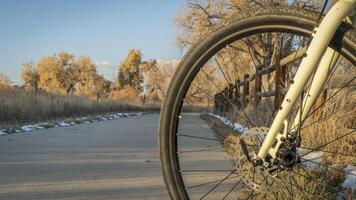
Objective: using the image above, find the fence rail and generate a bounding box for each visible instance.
[212,47,354,116]
[213,64,285,115]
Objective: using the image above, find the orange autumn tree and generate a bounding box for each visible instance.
[21,51,112,99]
[116,49,144,102]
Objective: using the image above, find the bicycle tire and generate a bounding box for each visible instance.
[159,6,355,200]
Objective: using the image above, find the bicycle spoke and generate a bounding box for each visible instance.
[288,54,343,133]
[167,10,355,198]
[241,190,255,200]
[289,76,355,132]
[178,147,223,154]
[226,45,240,80]
[245,39,263,65]
[271,192,279,200]
[267,35,306,127]
[177,133,220,142]
[280,177,293,197]
[300,129,355,158]
[181,169,236,173]
[300,158,356,177]
[291,169,344,194]
[190,83,245,120]
[222,179,242,200]
[246,42,274,115]
[178,132,236,146]
[215,57,231,85]
[290,175,309,200]
[299,146,356,158]
[197,70,255,127]
[200,170,236,199]
[288,171,294,198]
[180,93,248,138]
[179,113,221,134]
[300,109,349,130]
[261,78,274,114]
[186,175,240,190]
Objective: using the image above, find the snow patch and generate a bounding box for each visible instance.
[21,125,39,132]
[342,165,356,190]
[336,192,344,200]
[297,148,323,169]
[297,150,356,191]
[302,152,323,169]
[208,114,356,193]
[208,113,248,133]
[58,122,71,127]
[0,112,146,135]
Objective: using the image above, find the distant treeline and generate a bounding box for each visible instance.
[0,49,177,127]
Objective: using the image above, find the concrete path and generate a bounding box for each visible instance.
[0,113,236,200]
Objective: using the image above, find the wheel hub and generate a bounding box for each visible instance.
[234,127,298,193]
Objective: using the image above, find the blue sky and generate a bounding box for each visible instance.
[0,0,186,83]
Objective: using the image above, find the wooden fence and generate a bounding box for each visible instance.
[212,46,353,116]
[213,62,287,116]
[213,50,354,117]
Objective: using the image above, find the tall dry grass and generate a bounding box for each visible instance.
[201,113,349,200]
[201,85,355,199]
[301,88,356,165]
[230,87,355,165]
[0,89,159,127]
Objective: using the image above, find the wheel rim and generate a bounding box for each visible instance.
[160,14,355,200]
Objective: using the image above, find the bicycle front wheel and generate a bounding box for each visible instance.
[159,6,355,200]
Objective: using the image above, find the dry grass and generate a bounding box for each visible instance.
[267,167,345,200]
[301,88,356,165]
[201,103,355,199]
[0,89,160,128]
[231,87,356,165]
[182,101,213,113]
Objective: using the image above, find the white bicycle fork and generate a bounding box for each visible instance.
[257,0,356,163]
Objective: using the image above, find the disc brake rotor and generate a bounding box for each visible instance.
[234,127,286,193]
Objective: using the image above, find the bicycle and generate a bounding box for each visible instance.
[159,0,355,199]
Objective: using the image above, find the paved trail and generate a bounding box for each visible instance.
[0,113,235,200]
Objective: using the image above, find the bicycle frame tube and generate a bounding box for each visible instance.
[257,0,356,161]
[290,48,339,133]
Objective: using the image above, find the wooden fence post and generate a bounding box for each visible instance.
[228,84,234,110]
[220,92,224,115]
[235,79,241,108]
[225,87,230,115]
[243,74,250,107]
[214,94,218,114]
[220,93,223,114]
[217,93,222,115]
[255,66,262,106]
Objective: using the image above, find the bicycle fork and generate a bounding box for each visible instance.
[255,0,356,165]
